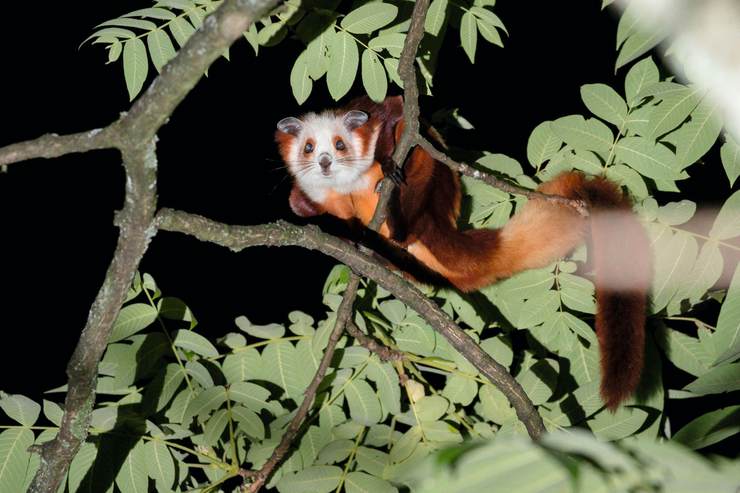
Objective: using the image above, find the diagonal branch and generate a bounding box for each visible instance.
[243,274,361,492]
[0,128,115,167]
[155,209,547,440]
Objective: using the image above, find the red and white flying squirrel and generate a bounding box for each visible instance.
[276,95,651,410]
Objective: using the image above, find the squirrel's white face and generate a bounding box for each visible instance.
[276,110,379,203]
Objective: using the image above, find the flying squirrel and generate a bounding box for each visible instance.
[275,95,651,410]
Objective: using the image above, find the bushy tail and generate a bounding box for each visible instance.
[416,171,650,410]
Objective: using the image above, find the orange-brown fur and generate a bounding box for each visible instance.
[276,96,651,410]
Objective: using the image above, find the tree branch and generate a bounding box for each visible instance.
[368,0,430,231]
[346,321,405,362]
[155,209,546,440]
[244,274,361,492]
[0,128,115,167]
[22,1,282,491]
[417,137,590,215]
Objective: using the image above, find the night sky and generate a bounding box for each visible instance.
[1,0,730,436]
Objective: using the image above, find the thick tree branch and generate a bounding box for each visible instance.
[155,209,546,440]
[22,1,282,491]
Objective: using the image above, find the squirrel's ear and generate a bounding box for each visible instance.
[277,117,303,136]
[342,110,369,131]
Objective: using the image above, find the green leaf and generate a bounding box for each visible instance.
[614,136,683,181]
[173,329,219,357]
[346,471,398,493]
[299,426,331,466]
[615,29,664,71]
[517,291,559,328]
[68,441,98,493]
[658,327,713,377]
[203,408,229,445]
[657,200,696,225]
[650,230,698,313]
[590,407,649,441]
[721,134,740,187]
[527,121,563,168]
[223,347,262,383]
[366,360,401,415]
[182,386,226,425]
[316,439,354,465]
[605,163,648,199]
[258,21,286,46]
[290,51,313,105]
[355,446,389,476]
[0,394,40,427]
[710,190,740,240]
[277,465,343,493]
[460,12,477,63]
[564,334,600,386]
[346,379,382,425]
[235,315,285,339]
[232,405,265,439]
[682,243,724,305]
[361,49,387,102]
[476,18,503,47]
[124,7,176,20]
[0,428,33,493]
[671,99,722,168]
[43,400,63,427]
[107,42,122,64]
[646,87,700,139]
[123,38,149,101]
[713,265,740,365]
[146,29,176,72]
[517,359,558,405]
[625,56,659,106]
[442,374,478,406]
[229,381,271,413]
[384,57,403,88]
[115,441,148,493]
[144,439,175,491]
[264,341,305,398]
[327,31,359,100]
[169,17,196,47]
[425,0,448,36]
[476,385,514,424]
[470,6,506,33]
[580,83,628,127]
[414,395,449,423]
[306,27,333,79]
[684,362,740,396]
[98,18,158,31]
[109,303,158,343]
[368,33,405,58]
[341,3,398,34]
[673,405,740,450]
[550,114,613,153]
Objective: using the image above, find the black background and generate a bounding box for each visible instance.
[0,1,735,453]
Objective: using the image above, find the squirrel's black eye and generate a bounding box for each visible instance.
[304,142,314,153]
[335,140,346,151]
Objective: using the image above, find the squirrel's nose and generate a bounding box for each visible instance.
[319,153,332,170]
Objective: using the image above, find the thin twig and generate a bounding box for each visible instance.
[244,274,361,492]
[417,136,590,216]
[155,210,547,440]
[0,128,114,167]
[345,321,404,362]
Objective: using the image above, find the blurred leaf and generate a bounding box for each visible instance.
[709,190,740,240]
[346,471,397,493]
[616,29,664,71]
[721,134,740,187]
[713,265,740,365]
